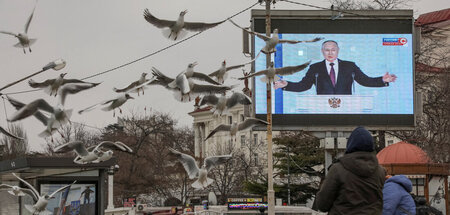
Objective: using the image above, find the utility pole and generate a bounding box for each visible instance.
[265,0,275,214]
[287,146,291,206]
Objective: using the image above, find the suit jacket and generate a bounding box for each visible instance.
[283,59,388,95]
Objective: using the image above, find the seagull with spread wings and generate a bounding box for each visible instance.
[28,73,99,97]
[151,67,236,102]
[205,117,268,142]
[8,99,72,138]
[79,79,152,116]
[169,148,232,189]
[200,92,252,116]
[54,141,133,164]
[238,61,311,84]
[0,4,37,53]
[208,60,252,84]
[113,72,153,96]
[7,83,98,137]
[229,19,323,54]
[0,183,33,197]
[143,9,225,40]
[12,173,75,215]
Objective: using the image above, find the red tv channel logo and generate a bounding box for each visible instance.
[382,38,407,46]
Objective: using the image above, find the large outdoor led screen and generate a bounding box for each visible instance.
[252,12,415,128]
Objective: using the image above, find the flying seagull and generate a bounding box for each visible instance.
[208,60,252,84]
[0,183,33,197]
[8,99,72,137]
[79,78,153,116]
[113,72,154,96]
[143,9,225,40]
[200,92,252,116]
[0,4,37,54]
[152,67,236,102]
[238,61,311,84]
[169,148,232,189]
[0,125,24,140]
[7,96,49,127]
[57,82,101,106]
[12,173,75,215]
[54,141,133,164]
[28,73,99,96]
[180,62,221,85]
[205,117,269,141]
[78,93,134,117]
[229,19,323,54]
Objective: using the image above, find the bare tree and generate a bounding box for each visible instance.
[329,0,413,10]
[386,18,450,163]
[208,137,267,204]
[103,110,195,207]
[44,122,101,156]
[0,124,28,160]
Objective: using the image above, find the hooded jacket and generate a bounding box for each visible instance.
[383,175,416,215]
[315,127,386,215]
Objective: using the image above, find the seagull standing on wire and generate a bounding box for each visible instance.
[0,4,37,54]
[28,73,99,96]
[169,148,232,189]
[54,141,133,164]
[200,92,252,116]
[205,118,268,142]
[143,9,225,40]
[208,60,251,84]
[238,61,311,84]
[12,173,75,215]
[229,19,323,54]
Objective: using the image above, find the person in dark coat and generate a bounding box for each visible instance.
[315,126,386,215]
[383,175,416,215]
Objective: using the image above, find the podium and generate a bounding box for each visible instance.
[295,95,375,113]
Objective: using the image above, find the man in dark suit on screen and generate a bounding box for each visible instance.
[273,40,397,95]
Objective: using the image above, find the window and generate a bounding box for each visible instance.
[241,135,246,145]
[228,116,233,124]
[387,140,394,145]
[240,114,245,122]
[253,133,258,145]
[253,153,258,165]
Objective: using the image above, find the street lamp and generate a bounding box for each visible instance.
[0,59,66,92]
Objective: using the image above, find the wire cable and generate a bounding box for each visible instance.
[280,0,450,33]
[1,1,259,95]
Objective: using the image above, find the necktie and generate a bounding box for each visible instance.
[330,63,336,87]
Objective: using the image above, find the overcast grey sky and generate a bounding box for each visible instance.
[0,0,448,151]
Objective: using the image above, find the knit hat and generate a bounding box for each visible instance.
[345,126,375,154]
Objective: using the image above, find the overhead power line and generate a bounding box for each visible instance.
[2,1,259,96]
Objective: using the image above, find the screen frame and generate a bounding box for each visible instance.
[250,9,416,131]
[37,177,100,215]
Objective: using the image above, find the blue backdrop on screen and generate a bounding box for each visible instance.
[254,34,413,115]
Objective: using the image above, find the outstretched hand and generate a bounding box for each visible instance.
[273,80,288,89]
[382,72,397,83]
